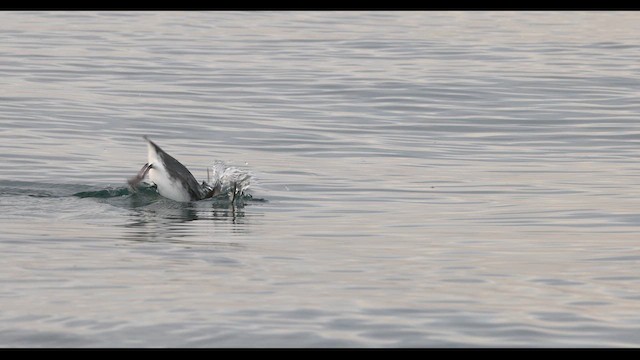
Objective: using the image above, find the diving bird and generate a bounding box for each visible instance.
[128,136,218,202]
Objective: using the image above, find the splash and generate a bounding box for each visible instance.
[70,161,258,206]
[202,160,253,202]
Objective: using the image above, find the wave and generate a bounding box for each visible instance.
[0,161,264,210]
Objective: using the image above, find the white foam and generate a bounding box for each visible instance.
[204,160,252,199]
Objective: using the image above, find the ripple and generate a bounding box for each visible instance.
[2,11,640,348]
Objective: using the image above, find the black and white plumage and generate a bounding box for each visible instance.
[128,136,218,202]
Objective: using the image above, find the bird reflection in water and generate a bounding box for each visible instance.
[122,191,254,243]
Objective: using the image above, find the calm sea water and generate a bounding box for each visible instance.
[2,11,640,347]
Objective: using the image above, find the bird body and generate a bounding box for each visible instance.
[128,136,217,202]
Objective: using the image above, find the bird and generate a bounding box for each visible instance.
[127,136,218,202]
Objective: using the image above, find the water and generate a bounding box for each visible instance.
[1,11,640,347]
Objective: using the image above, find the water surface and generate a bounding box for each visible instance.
[2,11,640,347]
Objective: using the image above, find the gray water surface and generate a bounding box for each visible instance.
[2,11,640,347]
